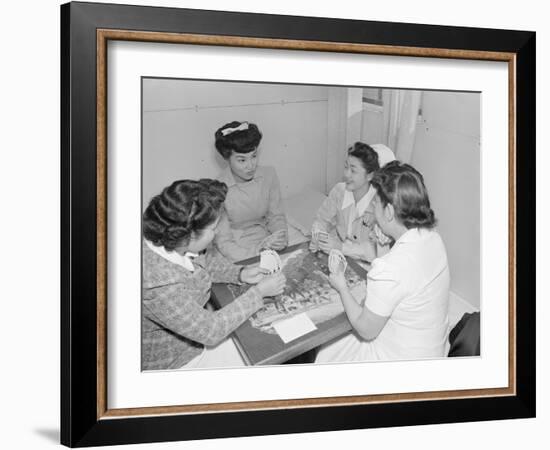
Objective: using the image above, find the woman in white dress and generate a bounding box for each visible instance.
[316,161,450,362]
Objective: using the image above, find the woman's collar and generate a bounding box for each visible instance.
[341,185,376,216]
[145,239,198,272]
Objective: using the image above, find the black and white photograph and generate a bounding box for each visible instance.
[141,78,481,370]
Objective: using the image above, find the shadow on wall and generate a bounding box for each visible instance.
[34,428,59,444]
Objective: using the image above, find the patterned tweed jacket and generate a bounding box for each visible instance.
[142,240,263,370]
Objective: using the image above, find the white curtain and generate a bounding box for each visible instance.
[382,90,422,163]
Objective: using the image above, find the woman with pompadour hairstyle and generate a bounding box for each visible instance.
[142,178,286,370]
[213,120,288,262]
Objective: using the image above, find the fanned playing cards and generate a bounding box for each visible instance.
[260,249,282,274]
[328,249,347,274]
[310,225,329,252]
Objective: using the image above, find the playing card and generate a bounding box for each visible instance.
[260,249,282,274]
[328,249,347,274]
[309,239,319,253]
[372,223,392,245]
[317,231,329,242]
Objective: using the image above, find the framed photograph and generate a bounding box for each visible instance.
[61,1,535,447]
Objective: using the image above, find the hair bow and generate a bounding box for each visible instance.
[221,122,249,136]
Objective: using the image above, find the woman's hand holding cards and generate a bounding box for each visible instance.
[257,249,286,298]
[260,249,282,274]
[256,272,286,298]
[239,266,269,284]
[318,232,343,254]
[309,225,323,252]
[328,249,348,293]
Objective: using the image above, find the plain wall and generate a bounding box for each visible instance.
[412,91,481,308]
[361,104,385,144]
[326,87,365,192]
[142,79,329,208]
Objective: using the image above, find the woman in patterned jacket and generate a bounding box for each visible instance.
[142,179,286,370]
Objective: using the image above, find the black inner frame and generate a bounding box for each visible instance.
[61,1,536,447]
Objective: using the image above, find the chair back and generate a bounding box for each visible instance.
[448,312,480,357]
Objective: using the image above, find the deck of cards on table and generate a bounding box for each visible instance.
[260,249,282,274]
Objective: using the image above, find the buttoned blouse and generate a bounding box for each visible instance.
[312,182,379,261]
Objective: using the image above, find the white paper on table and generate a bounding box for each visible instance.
[272,313,318,343]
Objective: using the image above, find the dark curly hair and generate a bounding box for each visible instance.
[371,161,436,230]
[347,142,380,174]
[143,179,228,251]
[214,121,263,159]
